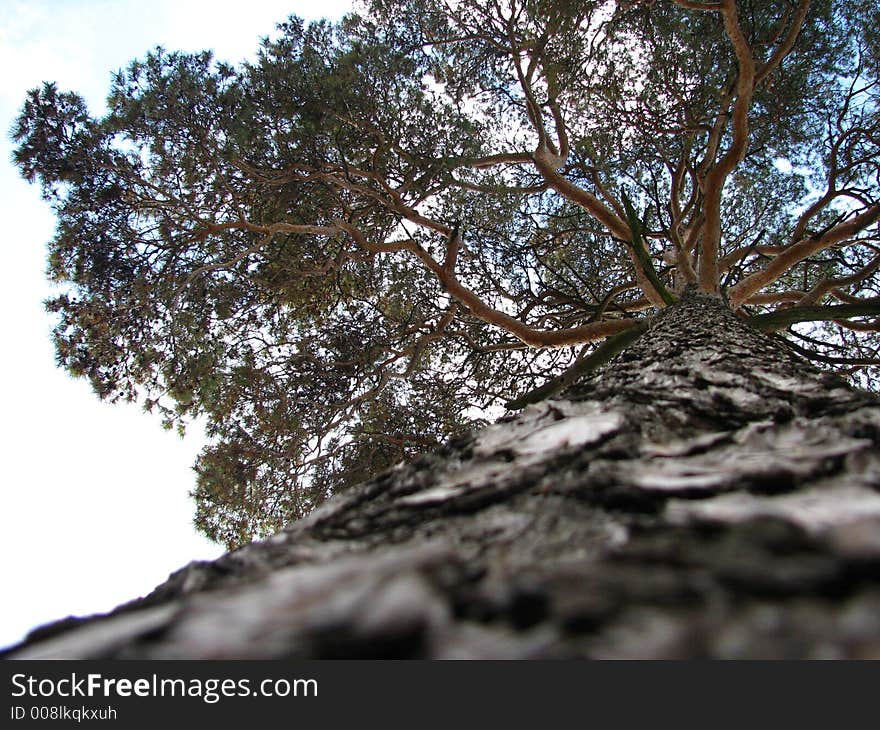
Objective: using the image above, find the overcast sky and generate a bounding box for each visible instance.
[0,0,352,649]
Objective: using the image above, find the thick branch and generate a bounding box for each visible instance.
[461,152,534,169]
[673,0,723,10]
[342,222,640,348]
[699,0,756,293]
[505,320,651,409]
[748,302,880,331]
[729,205,880,308]
[755,0,811,86]
[745,291,807,306]
[796,251,880,306]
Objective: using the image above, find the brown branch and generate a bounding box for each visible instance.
[506,320,651,409]
[448,175,547,195]
[831,290,880,305]
[461,152,534,169]
[797,251,880,306]
[834,318,880,332]
[444,221,461,273]
[665,199,699,286]
[532,154,667,307]
[729,205,880,307]
[673,0,723,10]
[748,302,880,331]
[496,14,669,309]
[699,0,756,293]
[744,291,807,306]
[755,0,811,86]
[342,221,640,348]
[719,243,786,271]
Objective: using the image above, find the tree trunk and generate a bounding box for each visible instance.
[7,288,880,659]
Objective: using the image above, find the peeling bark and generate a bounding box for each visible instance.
[6,288,880,659]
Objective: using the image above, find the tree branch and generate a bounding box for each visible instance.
[505,320,650,409]
[699,0,756,293]
[748,302,880,331]
[729,205,880,308]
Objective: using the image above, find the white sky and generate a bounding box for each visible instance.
[0,0,352,650]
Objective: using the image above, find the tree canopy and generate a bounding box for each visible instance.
[13,0,880,547]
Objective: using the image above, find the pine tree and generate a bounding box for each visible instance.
[13,0,880,552]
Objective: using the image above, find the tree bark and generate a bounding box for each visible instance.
[7,288,880,659]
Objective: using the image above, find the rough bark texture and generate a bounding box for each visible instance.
[6,289,880,659]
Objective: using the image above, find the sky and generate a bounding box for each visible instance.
[0,0,353,650]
